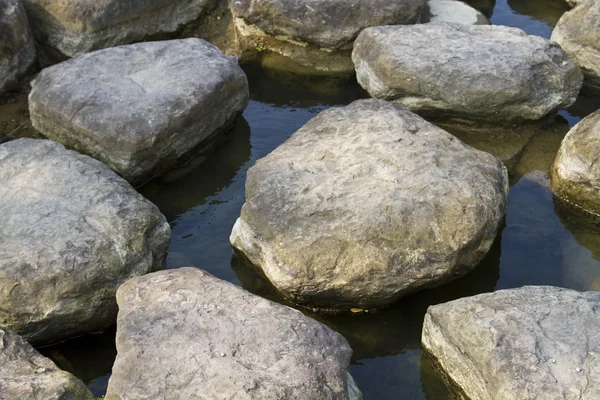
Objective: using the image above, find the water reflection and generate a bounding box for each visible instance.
[491,0,565,38]
[464,0,496,17]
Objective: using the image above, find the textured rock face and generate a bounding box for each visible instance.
[106,267,362,400]
[0,139,171,344]
[230,0,425,50]
[552,0,600,87]
[353,24,583,122]
[230,99,508,310]
[21,0,218,57]
[422,286,600,400]
[551,109,600,215]
[0,0,35,93]
[29,39,249,186]
[0,326,94,399]
[422,0,489,25]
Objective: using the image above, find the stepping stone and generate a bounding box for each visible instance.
[0,139,170,344]
[106,267,362,400]
[29,39,249,186]
[230,99,508,310]
[352,24,583,122]
[0,326,94,399]
[422,286,600,400]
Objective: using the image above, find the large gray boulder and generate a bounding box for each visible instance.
[422,0,489,25]
[353,24,583,122]
[230,99,508,310]
[21,0,218,57]
[422,286,600,399]
[551,109,600,215]
[0,139,171,344]
[0,0,35,93]
[106,267,362,400]
[29,39,249,186]
[230,0,425,75]
[0,326,94,399]
[552,0,600,87]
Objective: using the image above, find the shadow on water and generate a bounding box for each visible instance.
[36,327,117,398]
[234,235,501,399]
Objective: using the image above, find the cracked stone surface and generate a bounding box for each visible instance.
[0,0,35,93]
[551,109,600,215]
[0,139,171,344]
[105,267,362,400]
[422,286,600,400]
[28,39,249,186]
[21,0,218,57]
[552,0,600,87]
[230,99,508,310]
[352,23,583,122]
[0,326,94,399]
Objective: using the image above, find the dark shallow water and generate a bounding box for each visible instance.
[30,1,600,398]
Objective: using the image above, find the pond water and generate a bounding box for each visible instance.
[10,0,599,398]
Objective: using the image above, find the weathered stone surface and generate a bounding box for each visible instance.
[353,24,583,122]
[422,0,489,25]
[0,326,94,399]
[551,109,600,215]
[230,99,508,310]
[29,39,249,186]
[552,0,600,87]
[230,0,425,50]
[422,286,600,400]
[0,139,170,344]
[230,0,425,76]
[106,267,362,400]
[21,0,218,57]
[0,0,35,93]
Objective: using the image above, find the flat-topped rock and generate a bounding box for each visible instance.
[552,0,600,88]
[0,139,170,344]
[353,24,583,122]
[29,39,249,186]
[21,0,219,57]
[422,0,489,25]
[0,0,35,93]
[106,267,362,400]
[0,326,94,399]
[230,99,508,310]
[551,109,600,215]
[422,286,600,399]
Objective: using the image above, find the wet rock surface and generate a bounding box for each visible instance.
[551,109,600,215]
[106,267,362,400]
[230,99,508,310]
[0,326,94,400]
[552,0,600,88]
[0,0,35,93]
[0,139,170,344]
[21,0,219,57]
[353,24,583,122]
[422,286,600,400]
[28,39,249,186]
